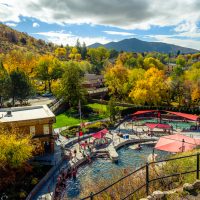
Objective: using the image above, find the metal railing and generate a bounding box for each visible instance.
[81,153,200,200]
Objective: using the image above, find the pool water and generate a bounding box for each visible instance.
[64,144,169,199]
[134,118,195,129]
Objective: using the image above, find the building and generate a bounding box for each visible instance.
[0,105,56,154]
[82,73,104,89]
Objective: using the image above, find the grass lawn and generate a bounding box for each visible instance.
[53,103,125,128]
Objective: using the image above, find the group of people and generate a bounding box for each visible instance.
[54,167,77,199]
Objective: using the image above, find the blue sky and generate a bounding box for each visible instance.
[1,0,200,50]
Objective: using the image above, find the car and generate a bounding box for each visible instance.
[41,92,53,97]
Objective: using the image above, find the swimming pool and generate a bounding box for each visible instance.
[64,144,169,199]
[133,118,196,130]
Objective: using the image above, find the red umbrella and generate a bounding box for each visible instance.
[155,134,200,153]
[92,129,108,139]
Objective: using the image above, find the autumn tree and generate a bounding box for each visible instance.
[143,57,164,70]
[87,47,110,73]
[129,67,168,105]
[104,63,129,100]
[55,47,67,60]
[0,126,33,191]
[116,52,137,68]
[185,62,200,105]
[35,55,63,92]
[3,50,37,75]
[69,47,82,61]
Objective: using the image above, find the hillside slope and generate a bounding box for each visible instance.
[0,24,56,54]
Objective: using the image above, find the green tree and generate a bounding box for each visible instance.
[81,42,87,60]
[87,47,110,73]
[107,98,119,123]
[0,61,11,106]
[59,61,86,107]
[10,69,33,106]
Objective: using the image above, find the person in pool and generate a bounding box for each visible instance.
[136,144,142,150]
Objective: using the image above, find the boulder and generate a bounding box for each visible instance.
[193,180,200,190]
[151,190,165,199]
[183,183,194,192]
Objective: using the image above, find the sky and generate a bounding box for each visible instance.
[1,0,200,50]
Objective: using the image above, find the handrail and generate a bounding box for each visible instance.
[81,153,200,200]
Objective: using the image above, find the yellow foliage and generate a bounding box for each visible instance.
[104,64,129,100]
[3,50,38,75]
[129,67,168,105]
[0,126,33,169]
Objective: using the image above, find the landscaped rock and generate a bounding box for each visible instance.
[193,180,200,190]
[183,183,194,192]
[151,190,165,199]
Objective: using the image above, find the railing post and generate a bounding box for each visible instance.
[146,162,149,196]
[197,153,199,179]
[90,192,94,200]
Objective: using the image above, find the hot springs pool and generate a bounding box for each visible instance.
[64,144,169,199]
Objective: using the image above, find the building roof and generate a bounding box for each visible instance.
[0,105,55,123]
[166,111,199,121]
[132,110,199,121]
[146,123,172,130]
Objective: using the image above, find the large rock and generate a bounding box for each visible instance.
[183,183,194,192]
[193,180,200,190]
[151,190,165,199]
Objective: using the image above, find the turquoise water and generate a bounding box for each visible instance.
[134,118,195,129]
[64,144,169,199]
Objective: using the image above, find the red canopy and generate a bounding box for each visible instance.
[166,111,199,121]
[133,110,157,115]
[92,129,108,139]
[146,123,172,130]
[155,134,200,153]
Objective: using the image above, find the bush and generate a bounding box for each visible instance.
[31,177,38,185]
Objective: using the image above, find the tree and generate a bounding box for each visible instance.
[59,61,86,107]
[69,47,81,61]
[10,69,33,106]
[55,47,67,60]
[104,63,129,100]
[35,55,63,92]
[0,61,11,106]
[0,125,33,190]
[107,98,119,123]
[185,63,200,105]
[176,55,186,68]
[87,47,110,73]
[81,42,87,60]
[143,57,164,70]
[116,52,137,68]
[129,68,168,105]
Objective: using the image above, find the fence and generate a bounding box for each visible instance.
[81,153,200,200]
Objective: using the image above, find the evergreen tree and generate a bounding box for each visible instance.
[10,69,33,106]
[0,61,11,107]
[81,42,87,60]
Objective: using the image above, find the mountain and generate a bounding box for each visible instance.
[89,38,198,54]
[0,23,56,54]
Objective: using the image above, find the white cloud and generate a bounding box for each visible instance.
[1,0,200,31]
[34,31,111,46]
[103,31,135,36]
[32,22,40,28]
[5,22,17,27]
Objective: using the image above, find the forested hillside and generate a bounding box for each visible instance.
[0,24,56,54]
